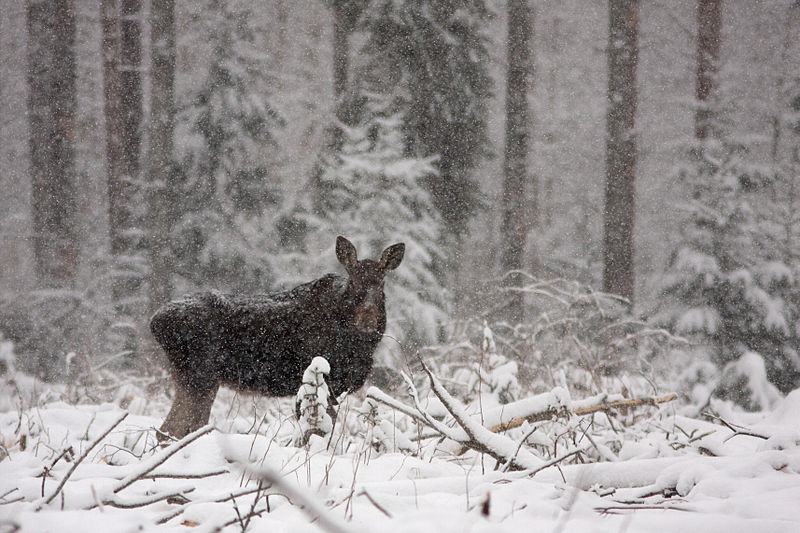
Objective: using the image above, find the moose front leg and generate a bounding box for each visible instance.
[159,378,219,441]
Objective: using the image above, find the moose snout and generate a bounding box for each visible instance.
[355,302,380,332]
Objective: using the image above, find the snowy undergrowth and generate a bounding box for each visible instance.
[2,324,800,532]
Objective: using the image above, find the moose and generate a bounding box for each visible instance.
[151,236,405,439]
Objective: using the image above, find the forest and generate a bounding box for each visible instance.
[1,0,800,531]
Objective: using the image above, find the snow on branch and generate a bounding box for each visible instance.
[295,356,333,446]
[37,412,129,509]
[487,392,679,434]
[245,465,355,533]
[416,354,545,471]
[111,424,215,495]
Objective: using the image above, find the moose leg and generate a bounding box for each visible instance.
[159,377,219,441]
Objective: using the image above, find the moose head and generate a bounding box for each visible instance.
[335,236,405,333]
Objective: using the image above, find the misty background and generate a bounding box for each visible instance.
[1,0,799,406]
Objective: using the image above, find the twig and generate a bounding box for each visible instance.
[246,466,354,533]
[596,504,695,514]
[357,489,392,518]
[0,489,19,502]
[528,448,584,477]
[143,468,229,480]
[241,481,264,531]
[417,354,542,471]
[40,446,75,496]
[154,486,273,525]
[703,413,769,442]
[112,424,214,494]
[38,412,128,509]
[501,425,540,472]
[0,488,23,506]
[104,487,195,509]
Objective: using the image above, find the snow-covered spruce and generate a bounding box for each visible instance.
[294,356,333,446]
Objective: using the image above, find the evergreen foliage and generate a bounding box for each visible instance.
[172,0,283,293]
[662,136,800,395]
[275,94,447,346]
[359,0,493,238]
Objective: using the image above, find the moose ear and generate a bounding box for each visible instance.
[336,236,358,270]
[379,243,405,271]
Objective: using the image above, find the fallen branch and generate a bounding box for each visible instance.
[596,504,695,515]
[104,487,195,509]
[702,413,769,442]
[246,466,354,533]
[154,485,289,525]
[143,468,229,480]
[112,424,214,495]
[365,387,434,431]
[37,412,129,509]
[490,392,678,434]
[417,354,543,471]
[573,393,678,416]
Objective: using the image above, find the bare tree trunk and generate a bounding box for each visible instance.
[329,0,363,145]
[500,0,534,324]
[603,0,639,304]
[147,0,176,318]
[332,0,349,125]
[103,0,143,258]
[102,0,124,250]
[695,0,721,141]
[27,0,79,288]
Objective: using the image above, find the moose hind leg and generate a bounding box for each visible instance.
[159,377,219,441]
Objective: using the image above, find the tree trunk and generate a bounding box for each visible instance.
[695,0,721,141]
[119,0,143,250]
[329,0,364,148]
[103,0,144,303]
[332,0,349,125]
[603,0,639,303]
[27,0,79,288]
[147,0,176,317]
[102,0,124,252]
[500,0,534,324]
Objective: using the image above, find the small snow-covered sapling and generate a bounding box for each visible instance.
[295,357,333,446]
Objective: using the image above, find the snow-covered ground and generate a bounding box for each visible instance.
[2,365,800,533]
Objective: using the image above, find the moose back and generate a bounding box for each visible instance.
[151,236,405,439]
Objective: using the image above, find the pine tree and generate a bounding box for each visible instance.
[663,0,800,397]
[172,0,283,293]
[275,94,447,345]
[359,0,493,240]
[663,135,800,394]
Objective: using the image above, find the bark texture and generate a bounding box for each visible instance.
[147,0,176,316]
[603,0,639,303]
[500,0,534,323]
[27,0,79,288]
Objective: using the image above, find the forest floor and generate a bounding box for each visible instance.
[1,367,799,533]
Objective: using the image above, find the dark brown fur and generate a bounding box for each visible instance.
[152,236,404,439]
